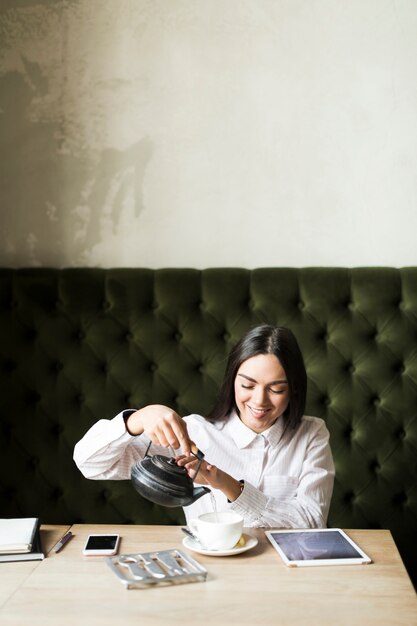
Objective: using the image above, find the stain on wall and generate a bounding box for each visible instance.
[1,1,154,266]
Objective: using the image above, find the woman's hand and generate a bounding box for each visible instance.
[125,405,192,455]
[177,455,243,502]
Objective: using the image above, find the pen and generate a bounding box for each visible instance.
[54,531,74,553]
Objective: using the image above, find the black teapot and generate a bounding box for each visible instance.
[131,442,210,507]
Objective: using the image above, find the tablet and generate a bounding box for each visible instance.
[265,528,372,567]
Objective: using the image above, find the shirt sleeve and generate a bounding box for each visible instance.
[229,420,335,528]
[73,410,151,479]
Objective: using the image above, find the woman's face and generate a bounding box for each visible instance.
[234,353,290,433]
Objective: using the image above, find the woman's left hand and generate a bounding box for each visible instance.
[176,455,243,502]
[176,455,220,487]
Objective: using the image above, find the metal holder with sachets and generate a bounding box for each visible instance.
[106,548,208,589]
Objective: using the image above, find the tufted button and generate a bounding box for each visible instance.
[174,332,182,341]
[396,427,406,440]
[344,491,356,504]
[28,391,40,404]
[347,301,355,311]
[223,332,230,341]
[25,328,37,341]
[298,301,305,311]
[2,486,16,499]
[344,426,354,440]
[52,486,63,499]
[392,492,407,506]
[369,459,380,474]
[4,359,16,372]
[149,363,157,372]
[54,361,63,372]
[101,362,108,374]
[2,422,12,437]
[77,330,85,341]
[100,489,110,501]
[50,422,63,437]
[29,457,40,469]
[372,396,380,407]
[10,299,18,310]
[102,300,111,311]
[125,332,133,341]
[322,396,330,406]
[77,393,84,404]
[347,363,355,374]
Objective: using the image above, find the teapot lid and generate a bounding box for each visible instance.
[136,454,191,492]
[147,455,187,481]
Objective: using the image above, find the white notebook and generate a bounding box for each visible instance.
[0,518,40,554]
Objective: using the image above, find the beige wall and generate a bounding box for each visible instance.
[1,0,417,268]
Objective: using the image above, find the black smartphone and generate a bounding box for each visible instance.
[82,534,120,556]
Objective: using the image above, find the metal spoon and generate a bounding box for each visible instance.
[181,527,211,550]
[181,527,199,542]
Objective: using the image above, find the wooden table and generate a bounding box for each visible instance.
[0,525,416,625]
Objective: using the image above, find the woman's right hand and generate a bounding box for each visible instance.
[125,405,192,455]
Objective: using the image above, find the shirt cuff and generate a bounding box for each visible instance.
[110,411,135,441]
[229,480,267,526]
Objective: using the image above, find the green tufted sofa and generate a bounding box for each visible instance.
[1,268,416,585]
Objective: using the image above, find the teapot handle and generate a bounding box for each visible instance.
[190,443,204,461]
[190,443,205,481]
[144,440,152,457]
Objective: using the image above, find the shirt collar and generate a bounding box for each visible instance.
[225,411,287,448]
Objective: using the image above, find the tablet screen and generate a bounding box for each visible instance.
[265,529,372,567]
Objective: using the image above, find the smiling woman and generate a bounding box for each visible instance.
[74,325,334,529]
[210,325,307,431]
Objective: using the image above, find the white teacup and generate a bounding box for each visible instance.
[189,511,244,551]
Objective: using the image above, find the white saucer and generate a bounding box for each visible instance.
[182,533,258,557]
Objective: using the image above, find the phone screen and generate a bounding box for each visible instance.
[85,535,118,550]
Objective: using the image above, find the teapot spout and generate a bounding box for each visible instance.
[192,486,211,502]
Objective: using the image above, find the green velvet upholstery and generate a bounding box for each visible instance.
[1,268,416,584]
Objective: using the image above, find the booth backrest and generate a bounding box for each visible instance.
[1,268,416,584]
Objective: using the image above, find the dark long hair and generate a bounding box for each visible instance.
[209,325,307,430]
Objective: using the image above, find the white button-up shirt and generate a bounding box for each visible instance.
[74,411,334,528]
